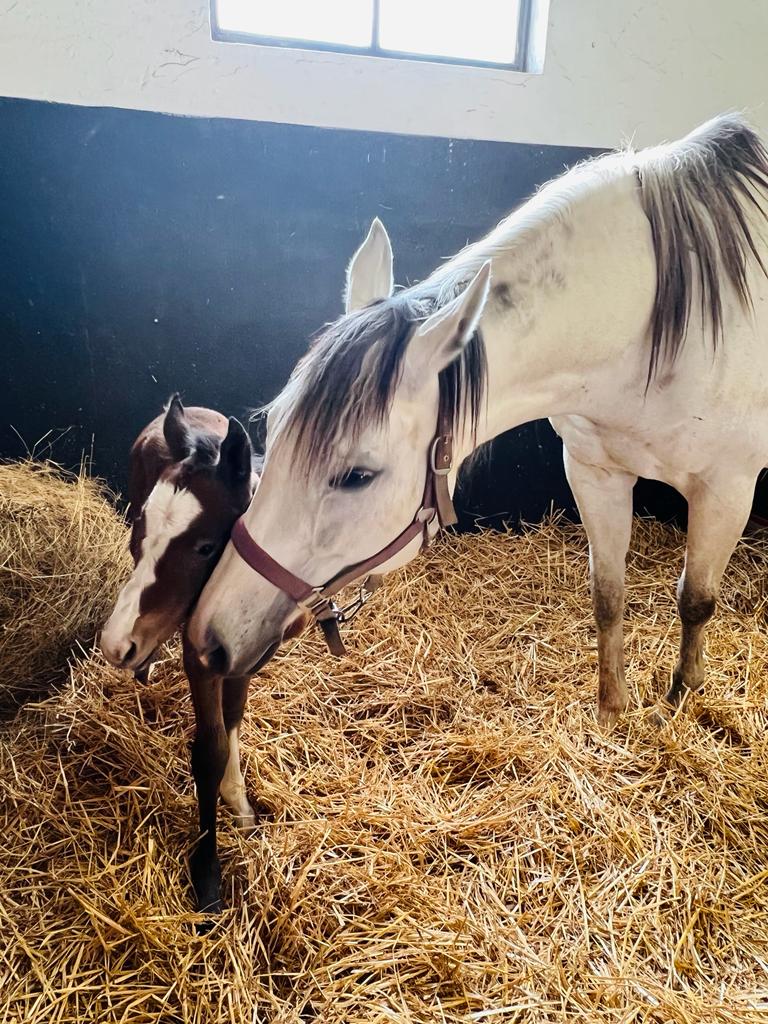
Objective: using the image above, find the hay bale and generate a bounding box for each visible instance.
[1,517,768,1023]
[0,460,130,715]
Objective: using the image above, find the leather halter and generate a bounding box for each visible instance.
[230,414,457,656]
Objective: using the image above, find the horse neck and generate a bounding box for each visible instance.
[450,164,655,462]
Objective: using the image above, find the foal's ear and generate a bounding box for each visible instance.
[345,218,394,314]
[404,262,492,382]
[218,417,252,487]
[163,394,190,462]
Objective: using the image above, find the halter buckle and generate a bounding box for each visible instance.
[302,589,334,618]
[302,578,377,627]
[430,433,453,476]
[334,581,376,624]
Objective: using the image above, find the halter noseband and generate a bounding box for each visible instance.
[230,414,457,656]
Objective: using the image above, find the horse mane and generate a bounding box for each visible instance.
[635,113,768,384]
[268,115,768,462]
[266,283,487,477]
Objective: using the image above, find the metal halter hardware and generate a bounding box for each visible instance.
[230,414,457,656]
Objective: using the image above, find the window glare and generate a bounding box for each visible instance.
[379,0,520,64]
[215,0,523,66]
[216,0,374,48]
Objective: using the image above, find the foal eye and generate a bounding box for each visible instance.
[195,541,217,558]
[330,467,379,490]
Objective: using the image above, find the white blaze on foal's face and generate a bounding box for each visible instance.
[101,480,202,668]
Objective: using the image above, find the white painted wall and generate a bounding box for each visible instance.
[0,0,766,149]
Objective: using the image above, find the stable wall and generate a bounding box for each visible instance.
[1,1,767,522]
[0,0,765,147]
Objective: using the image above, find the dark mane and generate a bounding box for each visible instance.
[637,113,768,384]
[268,282,487,475]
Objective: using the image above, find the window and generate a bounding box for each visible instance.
[212,0,539,72]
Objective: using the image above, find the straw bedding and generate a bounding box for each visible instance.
[2,516,768,1023]
[0,461,131,716]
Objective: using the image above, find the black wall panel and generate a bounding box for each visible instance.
[1,97,727,527]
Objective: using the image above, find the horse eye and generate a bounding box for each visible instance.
[195,541,217,558]
[330,467,378,490]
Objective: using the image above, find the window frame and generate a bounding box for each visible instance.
[211,0,536,73]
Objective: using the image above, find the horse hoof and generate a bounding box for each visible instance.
[195,913,222,936]
[664,669,703,709]
[664,674,686,708]
[652,688,695,727]
[597,706,622,730]
[651,705,671,728]
[190,849,223,917]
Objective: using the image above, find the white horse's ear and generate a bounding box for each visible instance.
[405,261,492,381]
[345,218,394,313]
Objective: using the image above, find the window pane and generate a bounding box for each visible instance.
[379,0,520,64]
[216,0,374,49]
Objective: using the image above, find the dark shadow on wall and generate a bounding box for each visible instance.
[0,97,750,527]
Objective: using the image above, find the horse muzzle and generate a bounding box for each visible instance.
[100,628,156,674]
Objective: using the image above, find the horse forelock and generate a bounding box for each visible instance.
[266,287,488,477]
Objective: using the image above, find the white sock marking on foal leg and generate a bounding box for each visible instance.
[219,726,256,830]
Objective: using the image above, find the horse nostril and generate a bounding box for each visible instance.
[121,641,137,666]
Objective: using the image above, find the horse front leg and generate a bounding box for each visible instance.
[219,676,255,830]
[563,449,636,727]
[665,472,755,708]
[183,637,228,916]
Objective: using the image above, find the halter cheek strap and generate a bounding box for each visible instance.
[230,417,457,656]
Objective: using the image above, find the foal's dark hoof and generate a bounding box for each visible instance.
[190,848,223,921]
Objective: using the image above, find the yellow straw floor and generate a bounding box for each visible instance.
[2,518,768,1023]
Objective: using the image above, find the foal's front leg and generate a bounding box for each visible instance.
[563,450,637,726]
[183,637,254,915]
[183,639,229,915]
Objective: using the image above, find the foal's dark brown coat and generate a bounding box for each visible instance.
[104,396,260,914]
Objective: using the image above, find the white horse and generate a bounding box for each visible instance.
[189,114,768,727]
